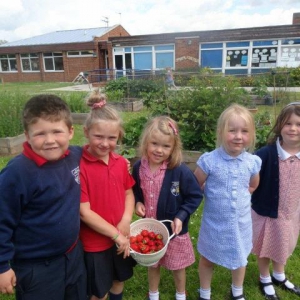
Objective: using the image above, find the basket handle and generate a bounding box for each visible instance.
[159,219,176,240]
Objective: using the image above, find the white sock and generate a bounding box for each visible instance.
[260,275,275,295]
[199,287,211,300]
[149,290,159,300]
[175,291,186,300]
[232,284,245,299]
[273,271,295,289]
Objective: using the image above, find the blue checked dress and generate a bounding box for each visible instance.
[196,147,261,269]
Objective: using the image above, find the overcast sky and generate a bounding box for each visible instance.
[1,0,300,43]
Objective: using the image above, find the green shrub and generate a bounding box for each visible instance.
[0,90,28,137]
[148,74,252,152]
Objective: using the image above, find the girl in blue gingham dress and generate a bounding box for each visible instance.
[194,104,261,300]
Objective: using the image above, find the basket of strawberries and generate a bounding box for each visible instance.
[129,218,175,267]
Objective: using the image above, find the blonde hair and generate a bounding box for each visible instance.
[84,90,124,140]
[217,104,256,152]
[139,116,182,169]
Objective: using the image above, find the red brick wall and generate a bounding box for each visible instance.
[175,37,200,70]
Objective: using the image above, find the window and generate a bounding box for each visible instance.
[155,45,174,69]
[226,42,249,68]
[201,43,223,68]
[21,53,40,71]
[279,38,300,67]
[251,47,277,68]
[0,54,17,72]
[43,52,64,71]
[67,50,93,57]
[133,46,152,69]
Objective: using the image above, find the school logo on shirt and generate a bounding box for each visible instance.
[170,181,180,196]
[71,166,80,184]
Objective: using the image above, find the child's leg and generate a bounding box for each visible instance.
[173,268,187,299]
[198,256,214,299]
[231,266,246,299]
[148,266,160,300]
[272,260,300,294]
[257,257,277,296]
[109,280,124,300]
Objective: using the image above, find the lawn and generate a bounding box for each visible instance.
[0,82,299,300]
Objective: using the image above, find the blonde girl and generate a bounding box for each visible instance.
[251,102,300,299]
[132,116,203,300]
[194,104,262,300]
[79,90,136,300]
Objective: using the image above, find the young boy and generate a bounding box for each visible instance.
[0,95,87,300]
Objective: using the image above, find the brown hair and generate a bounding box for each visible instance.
[138,116,182,169]
[217,104,256,152]
[22,94,72,131]
[84,90,124,141]
[267,102,300,144]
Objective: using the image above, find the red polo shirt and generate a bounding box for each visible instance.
[79,145,135,252]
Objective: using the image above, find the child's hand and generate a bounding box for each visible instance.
[115,234,130,258]
[0,269,16,294]
[117,219,131,238]
[135,202,146,217]
[171,218,183,235]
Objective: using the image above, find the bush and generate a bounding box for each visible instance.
[104,77,165,100]
[147,74,252,152]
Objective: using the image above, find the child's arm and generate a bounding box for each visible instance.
[117,188,135,238]
[80,202,130,256]
[249,173,260,194]
[0,269,16,295]
[194,166,207,190]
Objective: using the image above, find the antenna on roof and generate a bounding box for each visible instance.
[118,12,122,24]
[102,16,109,27]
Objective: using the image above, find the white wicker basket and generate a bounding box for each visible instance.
[129,218,175,267]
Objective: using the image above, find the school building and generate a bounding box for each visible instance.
[1,12,300,83]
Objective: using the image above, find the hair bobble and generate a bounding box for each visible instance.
[168,121,178,135]
[92,99,106,109]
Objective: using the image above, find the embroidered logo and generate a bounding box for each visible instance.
[71,166,80,184]
[170,181,180,196]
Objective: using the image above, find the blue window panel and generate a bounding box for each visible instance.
[253,40,278,46]
[282,38,300,45]
[251,68,271,74]
[156,53,173,68]
[226,41,250,47]
[225,69,248,75]
[134,53,152,69]
[201,43,223,49]
[133,46,152,52]
[125,47,131,52]
[201,50,222,68]
[155,45,174,51]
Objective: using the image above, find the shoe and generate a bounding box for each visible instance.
[271,276,300,296]
[259,281,280,300]
[198,297,209,300]
[230,290,246,300]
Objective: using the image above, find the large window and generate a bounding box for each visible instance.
[113,44,175,72]
[0,54,17,72]
[251,40,278,68]
[225,42,249,68]
[43,52,64,71]
[21,53,40,72]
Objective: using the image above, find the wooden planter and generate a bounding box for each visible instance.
[0,134,26,155]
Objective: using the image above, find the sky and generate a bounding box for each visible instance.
[1,0,300,43]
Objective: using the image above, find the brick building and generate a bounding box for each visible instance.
[1,13,300,83]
